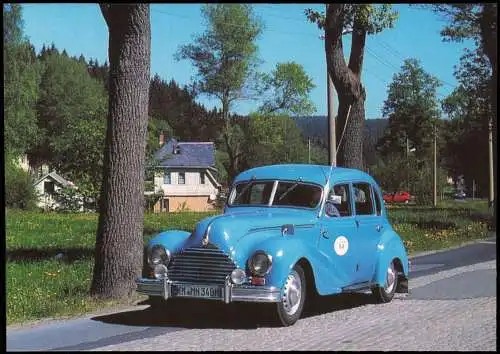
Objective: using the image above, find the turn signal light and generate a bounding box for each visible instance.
[251,277,265,285]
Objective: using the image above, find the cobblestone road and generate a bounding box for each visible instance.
[92,260,496,351]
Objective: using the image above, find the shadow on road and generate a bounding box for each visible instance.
[91,293,374,329]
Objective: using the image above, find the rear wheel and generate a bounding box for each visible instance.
[371,260,398,303]
[276,265,306,326]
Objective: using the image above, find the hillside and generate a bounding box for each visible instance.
[293,116,389,166]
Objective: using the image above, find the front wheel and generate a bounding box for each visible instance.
[371,260,398,303]
[276,265,306,326]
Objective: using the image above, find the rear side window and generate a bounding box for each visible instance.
[353,183,374,215]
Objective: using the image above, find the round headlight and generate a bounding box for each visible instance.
[153,264,168,279]
[230,268,246,285]
[248,251,272,276]
[148,245,170,267]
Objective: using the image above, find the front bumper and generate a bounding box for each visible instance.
[136,277,281,303]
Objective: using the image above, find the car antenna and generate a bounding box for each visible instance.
[318,104,352,218]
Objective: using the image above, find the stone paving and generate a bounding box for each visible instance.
[91,260,497,351]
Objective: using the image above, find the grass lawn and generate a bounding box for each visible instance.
[6,200,493,326]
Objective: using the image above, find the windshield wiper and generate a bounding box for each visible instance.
[277,182,299,202]
[233,181,254,203]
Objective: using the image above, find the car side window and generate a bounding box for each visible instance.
[353,183,374,216]
[374,188,382,216]
[328,184,352,217]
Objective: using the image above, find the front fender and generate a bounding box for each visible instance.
[373,228,409,286]
[242,234,344,295]
[148,230,191,254]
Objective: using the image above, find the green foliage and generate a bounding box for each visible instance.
[53,186,83,213]
[5,157,38,210]
[243,112,309,168]
[376,58,441,161]
[176,4,263,120]
[3,4,23,44]
[4,4,42,157]
[259,62,316,116]
[429,4,483,44]
[305,4,398,35]
[29,50,108,201]
[440,49,491,195]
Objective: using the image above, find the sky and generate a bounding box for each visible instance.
[21,3,475,119]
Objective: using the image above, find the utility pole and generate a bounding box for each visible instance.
[327,67,336,166]
[308,137,311,164]
[488,118,494,213]
[433,124,437,207]
[406,133,409,192]
[473,179,476,200]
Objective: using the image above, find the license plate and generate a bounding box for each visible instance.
[172,284,222,299]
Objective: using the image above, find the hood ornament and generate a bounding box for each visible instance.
[202,224,211,247]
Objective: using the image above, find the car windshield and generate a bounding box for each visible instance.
[229,180,323,209]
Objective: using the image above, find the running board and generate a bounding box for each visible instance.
[341,281,374,293]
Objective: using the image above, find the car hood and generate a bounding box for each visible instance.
[183,208,317,264]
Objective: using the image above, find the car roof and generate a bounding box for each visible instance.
[233,164,377,187]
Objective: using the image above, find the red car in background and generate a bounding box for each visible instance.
[383,191,411,204]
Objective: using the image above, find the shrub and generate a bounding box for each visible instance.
[5,158,38,210]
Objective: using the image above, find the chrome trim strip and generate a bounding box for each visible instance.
[248,223,315,234]
[135,278,281,303]
[268,180,279,206]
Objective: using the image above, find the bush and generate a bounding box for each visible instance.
[5,158,38,210]
[53,186,83,213]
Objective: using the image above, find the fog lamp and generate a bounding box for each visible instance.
[230,268,246,285]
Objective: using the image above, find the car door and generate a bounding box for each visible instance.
[319,182,358,288]
[352,182,383,283]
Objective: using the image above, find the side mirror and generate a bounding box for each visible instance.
[328,195,342,205]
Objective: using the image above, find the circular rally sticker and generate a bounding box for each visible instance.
[333,236,349,256]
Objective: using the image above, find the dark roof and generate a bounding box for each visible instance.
[153,138,216,168]
[34,171,74,188]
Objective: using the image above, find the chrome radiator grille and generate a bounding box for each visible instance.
[168,245,236,285]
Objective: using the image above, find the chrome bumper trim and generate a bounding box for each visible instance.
[136,278,281,303]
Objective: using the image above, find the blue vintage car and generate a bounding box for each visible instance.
[136,164,409,326]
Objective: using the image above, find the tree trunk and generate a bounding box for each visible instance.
[480,3,497,223]
[91,4,151,299]
[325,4,366,169]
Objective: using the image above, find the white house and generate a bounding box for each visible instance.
[149,136,221,213]
[33,171,80,210]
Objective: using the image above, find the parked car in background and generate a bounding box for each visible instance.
[383,191,411,204]
[136,164,410,326]
[455,190,466,199]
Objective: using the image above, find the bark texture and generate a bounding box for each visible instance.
[91,4,151,299]
[325,4,366,169]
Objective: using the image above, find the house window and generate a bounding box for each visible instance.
[164,172,171,184]
[44,181,55,194]
[179,172,185,185]
[200,172,205,184]
[162,198,169,212]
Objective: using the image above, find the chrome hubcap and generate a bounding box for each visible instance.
[282,270,302,316]
[385,263,396,294]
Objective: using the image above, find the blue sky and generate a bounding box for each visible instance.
[22,3,474,119]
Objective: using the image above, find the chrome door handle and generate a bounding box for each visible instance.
[376,225,383,232]
[321,230,329,239]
